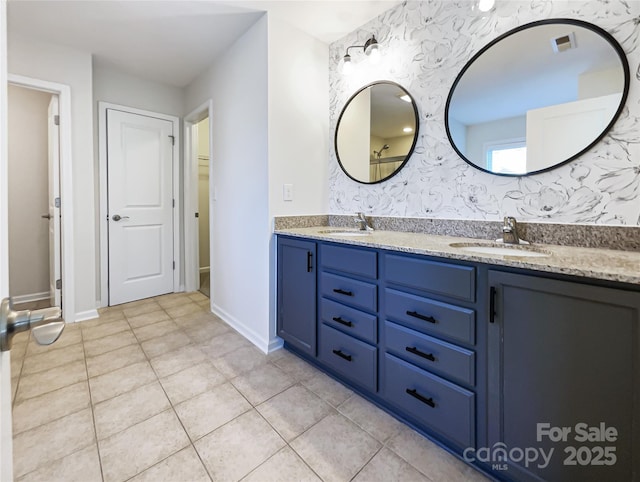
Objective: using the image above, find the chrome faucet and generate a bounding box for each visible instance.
[354,212,374,231]
[501,216,521,244]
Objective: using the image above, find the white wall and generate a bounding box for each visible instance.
[185,15,271,351]
[185,14,329,352]
[7,85,51,299]
[8,37,96,316]
[93,61,184,116]
[578,67,624,100]
[267,16,329,217]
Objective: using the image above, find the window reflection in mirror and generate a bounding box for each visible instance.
[336,82,418,184]
[446,19,629,176]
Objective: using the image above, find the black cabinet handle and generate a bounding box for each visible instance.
[307,251,313,273]
[489,286,496,323]
[405,346,435,362]
[332,349,352,362]
[333,288,354,297]
[332,316,353,327]
[406,310,437,324]
[406,388,435,408]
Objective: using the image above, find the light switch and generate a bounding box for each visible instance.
[283,184,294,202]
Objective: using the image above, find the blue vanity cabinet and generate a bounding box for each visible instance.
[488,270,640,482]
[276,237,317,356]
[317,243,379,392]
[380,252,480,452]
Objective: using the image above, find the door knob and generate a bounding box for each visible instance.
[112,214,130,221]
[0,298,65,351]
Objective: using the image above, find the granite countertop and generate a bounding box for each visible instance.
[275,226,640,286]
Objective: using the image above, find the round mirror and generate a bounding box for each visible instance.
[445,19,629,176]
[335,81,419,184]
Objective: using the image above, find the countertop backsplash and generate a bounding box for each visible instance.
[274,215,640,251]
[328,0,640,226]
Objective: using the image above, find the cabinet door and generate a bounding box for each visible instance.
[277,237,317,356]
[488,271,640,482]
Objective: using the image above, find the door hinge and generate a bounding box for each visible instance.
[173,261,175,270]
[172,199,175,208]
[195,212,199,218]
[56,279,62,289]
[54,115,60,126]
[168,135,175,146]
[55,197,61,208]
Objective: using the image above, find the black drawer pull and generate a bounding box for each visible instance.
[405,346,435,362]
[332,349,352,362]
[307,251,313,273]
[406,310,437,324]
[406,388,435,408]
[332,316,353,327]
[333,288,354,297]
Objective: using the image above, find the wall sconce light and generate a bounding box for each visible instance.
[342,35,380,74]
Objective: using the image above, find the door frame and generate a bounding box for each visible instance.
[7,74,75,323]
[98,102,181,307]
[0,3,11,478]
[183,100,213,293]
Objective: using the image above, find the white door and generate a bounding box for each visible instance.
[0,352,12,482]
[47,96,61,307]
[0,2,14,478]
[107,109,175,305]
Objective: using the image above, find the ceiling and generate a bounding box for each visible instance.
[7,0,401,87]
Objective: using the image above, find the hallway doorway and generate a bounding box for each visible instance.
[7,84,61,311]
[196,118,210,298]
[184,100,213,299]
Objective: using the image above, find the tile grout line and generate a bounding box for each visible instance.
[122,305,213,481]
[253,398,330,481]
[80,319,107,482]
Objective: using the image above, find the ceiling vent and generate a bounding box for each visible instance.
[551,32,577,53]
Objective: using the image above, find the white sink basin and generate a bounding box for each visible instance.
[450,242,551,258]
[317,229,371,237]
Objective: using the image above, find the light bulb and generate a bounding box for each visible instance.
[477,0,495,12]
[403,127,413,133]
[343,55,353,75]
[368,46,380,65]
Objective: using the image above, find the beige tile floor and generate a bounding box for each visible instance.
[9,292,490,482]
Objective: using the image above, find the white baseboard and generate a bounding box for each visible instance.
[11,292,49,304]
[199,266,210,274]
[75,309,99,322]
[268,337,284,353]
[210,303,276,354]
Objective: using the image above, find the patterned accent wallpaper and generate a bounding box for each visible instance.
[328,0,640,225]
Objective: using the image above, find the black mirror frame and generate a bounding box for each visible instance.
[335,81,420,184]
[444,18,630,177]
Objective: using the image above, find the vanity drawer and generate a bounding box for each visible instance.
[321,298,377,344]
[318,324,377,392]
[385,254,475,302]
[385,288,475,345]
[384,353,475,450]
[385,321,475,386]
[321,272,377,313]
[321,243,377,280]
